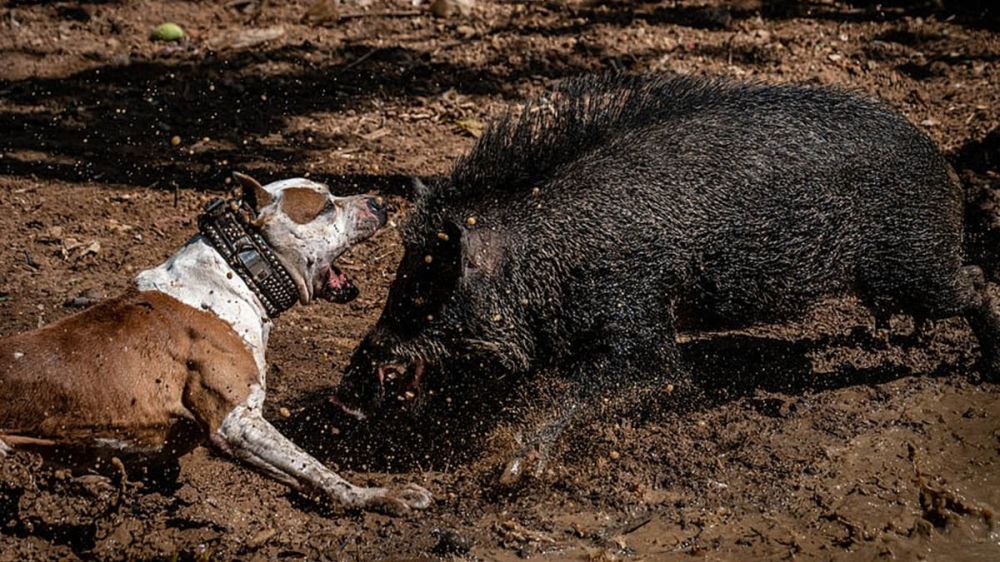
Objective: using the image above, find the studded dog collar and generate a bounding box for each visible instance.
[198,198,299,318]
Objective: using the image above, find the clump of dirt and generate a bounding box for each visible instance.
[1,0,999,560]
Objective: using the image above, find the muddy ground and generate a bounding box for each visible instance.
[1,0,999,560]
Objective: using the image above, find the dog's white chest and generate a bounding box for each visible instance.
[135,236,270,374]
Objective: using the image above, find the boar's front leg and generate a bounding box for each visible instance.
[499,314,681,486]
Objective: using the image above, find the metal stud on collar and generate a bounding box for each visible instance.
[198,198,300,317]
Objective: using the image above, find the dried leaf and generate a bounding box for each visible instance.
[454,118,484,138]
[218,26,286,50]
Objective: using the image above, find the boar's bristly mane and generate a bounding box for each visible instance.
[446,74,842,204]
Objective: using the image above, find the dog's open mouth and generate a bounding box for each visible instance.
[320,265,359,303]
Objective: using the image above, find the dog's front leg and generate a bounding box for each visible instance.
[211,388,431,514]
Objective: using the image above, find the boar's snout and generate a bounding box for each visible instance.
[333,328,431,420]
[331,336,387,420]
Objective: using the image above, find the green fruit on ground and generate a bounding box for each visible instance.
[151,22,185,42]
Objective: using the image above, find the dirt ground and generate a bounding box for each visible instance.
[1,0,999,560]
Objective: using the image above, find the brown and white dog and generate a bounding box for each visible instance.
[0,173,431,513]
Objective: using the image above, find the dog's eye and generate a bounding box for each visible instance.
[323,200,336,214]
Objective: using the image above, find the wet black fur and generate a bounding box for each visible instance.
[338,73,1000,466]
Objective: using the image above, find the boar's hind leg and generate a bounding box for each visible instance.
[904,264,1000,379]
[949,265,1000,380]
[499,319,682,486]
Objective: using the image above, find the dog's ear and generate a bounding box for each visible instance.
[234,172,272,213]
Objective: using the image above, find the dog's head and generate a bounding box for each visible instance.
[233,172,387,305]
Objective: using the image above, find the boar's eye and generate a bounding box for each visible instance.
[384,223,464,336]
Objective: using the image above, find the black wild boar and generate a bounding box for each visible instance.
[334,74,1000,482]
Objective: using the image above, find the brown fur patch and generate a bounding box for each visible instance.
[0,290,259,460]
[281,188,328,224]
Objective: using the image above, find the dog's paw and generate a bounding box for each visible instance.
[365,483,433,515]
[392,482,433,510]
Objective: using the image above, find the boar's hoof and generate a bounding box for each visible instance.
[976,352,1000,382]
[498,447,548,487]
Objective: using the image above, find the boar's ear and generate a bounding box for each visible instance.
[411,177,430,201]
[461,227,503,277]
[234,172,272,213]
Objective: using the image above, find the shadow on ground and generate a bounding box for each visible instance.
[0,37,601,190]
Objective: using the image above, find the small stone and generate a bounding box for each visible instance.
[424,255,434,264]
[437,231,450,241]
[432,527,472,556]
[278,407,291,418]
[63,287,104,308]
[170,136,181,146]
[609,451,621,460]
[303,0,340,23]
[466,216,477,226]
[430,0,474,18]
[248,528,276,549]
[751,29,771,44]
